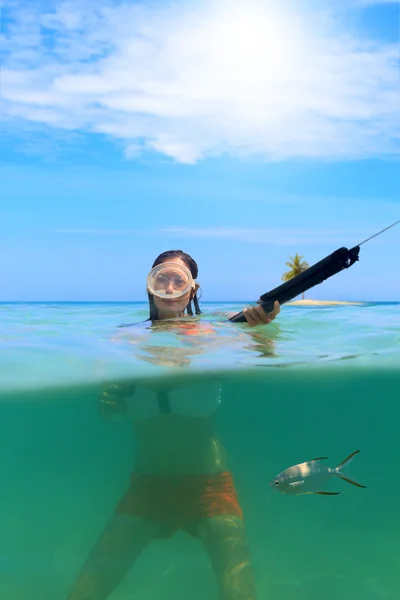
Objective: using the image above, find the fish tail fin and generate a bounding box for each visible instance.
[337,474,366,489]
[336,449,360,470]
[335,450,366,489]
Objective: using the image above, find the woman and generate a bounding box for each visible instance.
[68,250,280,600]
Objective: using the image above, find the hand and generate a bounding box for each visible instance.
[98,381,135,422]
[242,301,280,327]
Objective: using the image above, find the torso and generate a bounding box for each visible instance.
[126,379,227,475]
[133,414,227,475]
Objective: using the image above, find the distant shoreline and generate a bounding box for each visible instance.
[286,299,363,306]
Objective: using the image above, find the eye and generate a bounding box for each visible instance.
[275,480,279,487]
[174,276,185,288]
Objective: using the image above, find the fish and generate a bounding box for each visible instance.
[271,450,366,496]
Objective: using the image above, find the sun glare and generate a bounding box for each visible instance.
[203,4,298,82]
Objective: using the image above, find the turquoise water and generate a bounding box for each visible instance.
[1,301,399,599]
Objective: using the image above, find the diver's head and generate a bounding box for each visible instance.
[147,250,201,320]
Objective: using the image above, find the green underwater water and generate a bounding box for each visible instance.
[1,366,399,600]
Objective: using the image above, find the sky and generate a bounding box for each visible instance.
[1,0,399,302]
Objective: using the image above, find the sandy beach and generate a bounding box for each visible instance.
[286,299,363,306]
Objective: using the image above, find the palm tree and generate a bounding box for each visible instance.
[281,253,310,300]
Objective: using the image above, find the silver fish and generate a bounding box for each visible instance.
[272,450,366,496]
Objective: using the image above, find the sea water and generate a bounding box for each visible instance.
[1,301,399,600]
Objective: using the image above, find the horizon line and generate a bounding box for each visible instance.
[1,300,398,304]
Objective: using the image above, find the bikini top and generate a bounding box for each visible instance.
[100,379,223,422]
[125,380,222,421]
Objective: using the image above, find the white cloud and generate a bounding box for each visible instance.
[159,226,377,245]
[50,228,143,234]
[352,0,398,5]
[2,0,399,163]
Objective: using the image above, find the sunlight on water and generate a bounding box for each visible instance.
[1,302,399,392]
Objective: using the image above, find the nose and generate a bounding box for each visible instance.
[165,280,175,295]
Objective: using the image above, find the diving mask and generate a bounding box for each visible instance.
[147,262,195,300]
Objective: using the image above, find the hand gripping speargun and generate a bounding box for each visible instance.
[229,220,400,323]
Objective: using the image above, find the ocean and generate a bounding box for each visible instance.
[1,301,399,600]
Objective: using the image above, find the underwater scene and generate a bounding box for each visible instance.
[1,301,399,600]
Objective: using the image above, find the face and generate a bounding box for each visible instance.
[150,257,194,318]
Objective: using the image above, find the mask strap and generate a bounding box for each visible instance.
[193,293,201,315]
[186,299,193,315]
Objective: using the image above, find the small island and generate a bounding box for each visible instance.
[286,299,363,306]
[281,255,364,307]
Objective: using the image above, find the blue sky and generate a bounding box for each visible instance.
[1,0,399,302]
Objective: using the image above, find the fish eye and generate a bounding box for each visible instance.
[274,480,279,487]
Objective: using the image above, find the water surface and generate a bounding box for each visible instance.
[1,302,399,599]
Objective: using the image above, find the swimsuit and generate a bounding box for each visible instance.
[125,380,222,420]
[112,380,242,535]
[116,471,243,538]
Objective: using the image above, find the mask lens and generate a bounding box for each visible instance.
[147,263,193,299]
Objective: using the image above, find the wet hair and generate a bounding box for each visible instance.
[148,250,202,320]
